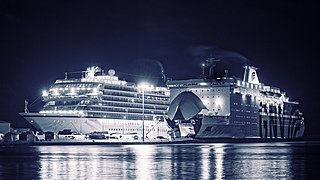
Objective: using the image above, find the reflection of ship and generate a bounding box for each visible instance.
[20,66,170,139]
[166,57,305,139]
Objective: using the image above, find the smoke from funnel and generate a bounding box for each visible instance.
[188,45,250,77]
[155,60,167,83]
[188,45,249,64]
[128,58,166,86]
[155,60,164,73]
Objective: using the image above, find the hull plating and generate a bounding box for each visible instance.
[166,91,305,140]
[20,113,169,138]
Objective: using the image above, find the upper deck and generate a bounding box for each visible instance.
[166,65,290,104]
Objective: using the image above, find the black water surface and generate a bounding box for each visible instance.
[1,142,319,179]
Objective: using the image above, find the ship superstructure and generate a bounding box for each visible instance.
[20,66,170,139]
[166,58,305,139]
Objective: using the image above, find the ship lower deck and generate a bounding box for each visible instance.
[194,114,304,139]
[20,113,169,139]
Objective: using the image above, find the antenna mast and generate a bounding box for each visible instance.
[24,99,29,113]
[205,55,220,79]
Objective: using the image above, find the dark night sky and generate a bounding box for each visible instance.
[0,0,319,138]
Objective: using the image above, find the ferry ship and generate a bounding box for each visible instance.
[166,58,305,139]
[20,66,170,139]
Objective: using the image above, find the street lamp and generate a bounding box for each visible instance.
[202,62,205,78]
[138,82,154,142]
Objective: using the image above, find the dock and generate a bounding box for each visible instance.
[33,138,195,146]
[1,137,312,147]
[1,138,196,146]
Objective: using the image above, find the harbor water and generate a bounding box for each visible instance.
[1,141,319,179]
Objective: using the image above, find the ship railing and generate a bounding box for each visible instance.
[55,78,82,84]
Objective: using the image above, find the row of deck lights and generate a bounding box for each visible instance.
[39,110,85,115]
[42,81,157,142]
[43,87,99,97]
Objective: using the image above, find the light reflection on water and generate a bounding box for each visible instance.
[0,142,319,179]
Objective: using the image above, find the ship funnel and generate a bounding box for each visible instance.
[243,66,260,84]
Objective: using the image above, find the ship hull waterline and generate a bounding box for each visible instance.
[20,113,169,139]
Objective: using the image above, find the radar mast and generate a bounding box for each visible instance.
[203,55,220,79]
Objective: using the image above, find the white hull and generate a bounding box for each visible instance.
[20,113,169,139]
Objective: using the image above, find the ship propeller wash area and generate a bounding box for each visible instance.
[14,60,305,144]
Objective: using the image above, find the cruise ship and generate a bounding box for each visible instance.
[20,66,170,139]
[166,58,305,139]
